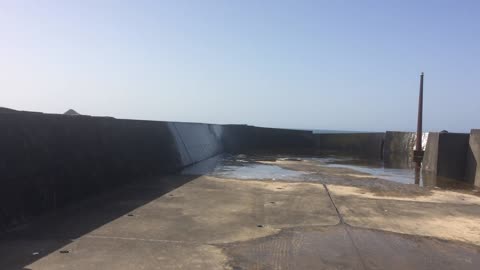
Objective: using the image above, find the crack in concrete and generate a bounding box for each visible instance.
[323,184,345,225]
[323,184,368,270]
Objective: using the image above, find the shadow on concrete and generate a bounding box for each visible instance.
[0,173,200,270]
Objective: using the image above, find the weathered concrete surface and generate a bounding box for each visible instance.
[467,129,480,187]
[263,158,480,245]
[383,131,428,168]
[0,173,339,270]
[2,155,480,269]
[423,132,470,180]
[0,112,172,229]
[2,238,229,270]
[328,185,480,245]
[0,111,225,230]
[423,132,440,173]
[85,177,338,244]
[223,225,480,270]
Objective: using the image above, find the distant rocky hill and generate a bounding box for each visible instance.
[64,109,80,115]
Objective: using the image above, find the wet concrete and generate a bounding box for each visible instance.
[2,154,480,269]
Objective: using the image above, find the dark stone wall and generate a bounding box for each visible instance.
[0,111,224,230]
[423,132,470,180]
[313,133,385,159]
[437,133,470,180]
[224,127,386,158]
[223,125,314,154]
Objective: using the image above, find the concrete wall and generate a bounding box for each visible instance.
[423,132,470,180]
[223,125,314,154]
[3,108,478,229]
[466,129,480,187]
[0,111,224,229]
[383,131,428,168]
[383,131,416,168]
[423,132,440,174]
[313,133,385,159]
[168,122,224,165]
[224,127,386,158]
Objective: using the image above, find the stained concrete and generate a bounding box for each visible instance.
[383,131,428,168]
[328,185,480,245]
[2,155,480,270]
[85,177,339,244]
[467,130,480,187]
[423,132,470,180]
[2,238,229,270]
[0,111,226,230]
[223,225,480,270]
[0,171,339,269]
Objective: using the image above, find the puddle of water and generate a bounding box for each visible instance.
[325,163,419,185]
[310,156,476,189]
[181,155,223,175]
[213,164,307,180]
[181,154,477,191]
[181,154,308,181]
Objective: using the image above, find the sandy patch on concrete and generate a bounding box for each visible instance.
[221,225,480,270]
[329,184,480,205]
[328,185,480,246]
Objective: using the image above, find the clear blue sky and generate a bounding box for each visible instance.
[1,1,479,132]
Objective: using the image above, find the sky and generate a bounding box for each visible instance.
[1,0,479,132]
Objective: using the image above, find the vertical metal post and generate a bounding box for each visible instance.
[416,72,424,152]
[413,73,424,182]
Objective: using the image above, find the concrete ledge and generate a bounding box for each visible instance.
[467,129,480,187]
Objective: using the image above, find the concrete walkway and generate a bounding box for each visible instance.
[1,155,480,269]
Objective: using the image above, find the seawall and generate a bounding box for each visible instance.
[466,130,480,186]
[223,125,315,154]
[313,133,385,159]
[423,132,470,180]
[1,110,479,230]
[0,111,224,229]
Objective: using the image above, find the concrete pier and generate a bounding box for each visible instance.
[1,110,480,269]
[1,155,480,269]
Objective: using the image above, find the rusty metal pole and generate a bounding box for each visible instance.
[414,72,424,163]
[413,72,424,184]
[416,72,424,151]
